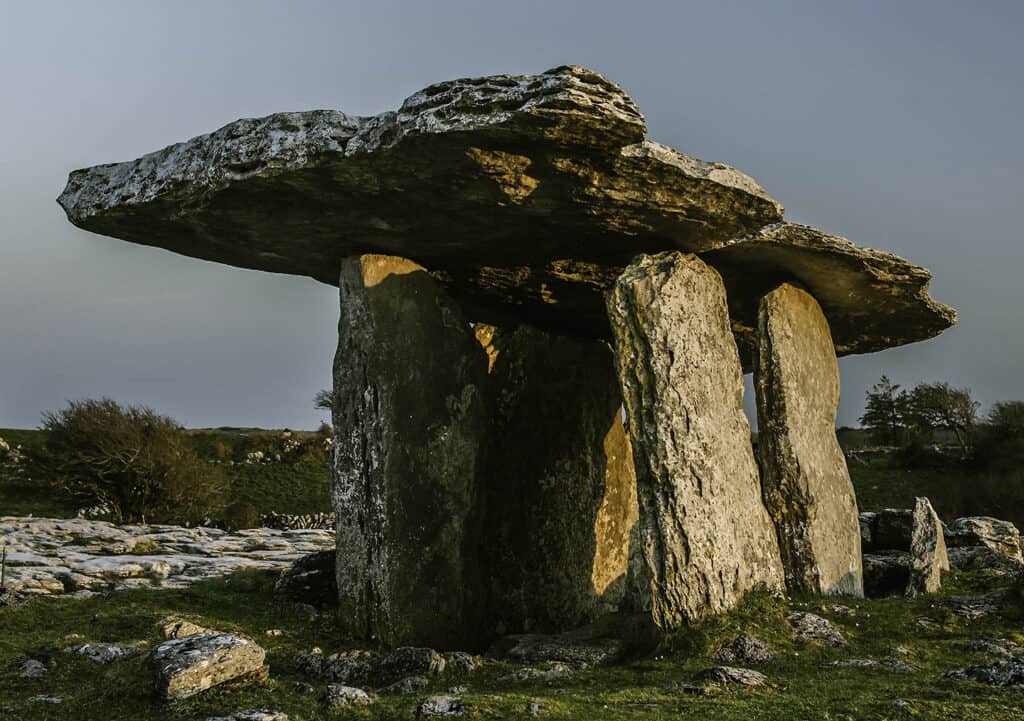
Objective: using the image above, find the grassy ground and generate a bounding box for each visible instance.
[2,569,1023,720]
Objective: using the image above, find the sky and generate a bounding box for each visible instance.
[1,0,1021,430]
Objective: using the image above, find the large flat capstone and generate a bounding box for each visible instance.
[57,66,953,359]
[606,251,784,627]
[332,254,488,648]
[755,283,863,596]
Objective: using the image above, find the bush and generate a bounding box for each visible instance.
[222,500,261,531]
[40,398,226,524]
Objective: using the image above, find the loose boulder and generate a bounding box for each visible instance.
[906,497,949,596]
[148,633,267,701]
[333,254,489,648]
[755,283,863,596]
[606,251,783,628]
[945,517,1024,566]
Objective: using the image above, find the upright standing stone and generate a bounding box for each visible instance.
[333,254,488,648]
[482,324,638,634]
[755,283,864,596]
[606,252,783,629]
[907,496,949,596]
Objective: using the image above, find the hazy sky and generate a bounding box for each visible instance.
[1,0,1021,430]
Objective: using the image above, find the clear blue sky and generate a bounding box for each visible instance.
[1,0,1021,429]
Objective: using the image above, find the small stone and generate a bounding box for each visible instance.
[447,685,467,695]
[702,666,769,687]
[290,681,314,694]
[786,612,846,647]
[894,700,913,709]
[947,658,1024,687]
[818,659,917,671]
[19,659,48,678]
[323,684,373,708]
[206,711,290,721]
[711,634,774,665]
[911,617,941,630]
[378,675,429,695]
[443,651,483,673]
[417,695,467,718]
[825,604,856,617]
[487,633,624,668]
[29,694,63,704]
[264,629,283,637]
[161,617,213,639]
[527,701,545,716]
[968,637,1024,660]
[65,642,134,664]
[501,662,574,683]
[377,647,446,681]
[148,633,267,701]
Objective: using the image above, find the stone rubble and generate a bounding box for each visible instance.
[322,684,373,708]
[701,666,769,687]
[786,612,847,647]
[711,634,774,665]
[0,516,333,598]
[417,695,468,718]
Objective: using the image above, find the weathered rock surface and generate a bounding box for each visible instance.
[702,666,769,687]
[377,647,447,682]
[333,254,488,648]
[18,659,48,679]
[148,633,267,701]
[378,675,430,695]
[606,252,783,628]
[755,283,863,596]
[786,612,846,647]
[947,658,1024,688]
[711,634,774,665]
[161,618,215,639]
[295,649,374,684]
[500,662,574,683]
[207,711,290,721]
[906,497,949,596]
[481,323,637,633]
[487,631,625,668]
[705,223,956,368]
[273,550,337,609]
[66,642,134,664]
[417,695,468,718]
[818,659,918,671]
[58,69,952,358]
[323,684,373,708]
[945,517,1024,563]
[0,516,333,598]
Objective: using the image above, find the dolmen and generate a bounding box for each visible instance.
[58,65,955,649]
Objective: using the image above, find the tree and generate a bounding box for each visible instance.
[41,398,226,523]
[313,389,334,412]
[904,382,979,455]
[860,375,908,445]
[988,401,1024,438]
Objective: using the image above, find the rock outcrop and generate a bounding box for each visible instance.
[333,255,488,648]
[481,324,637,633]
[606,252,783,628]
[755,283,863,596]
[148,633,267,700]
[906,497,949,596]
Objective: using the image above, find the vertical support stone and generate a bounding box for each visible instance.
[907,496,949,596]
[332,254,488,649]
[606,251,783,629]
[481,324,638,634]
[755,283,864,596]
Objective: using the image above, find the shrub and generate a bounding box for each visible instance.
[222,500,261,531]
[40,398,226,524]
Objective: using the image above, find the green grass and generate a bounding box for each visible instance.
[2,570,1024,720]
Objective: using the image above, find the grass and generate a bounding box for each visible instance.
[2,569,1024,720]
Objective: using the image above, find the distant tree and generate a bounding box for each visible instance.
[40,398,226,523]
[988,401,1024,438]
[904,382,979,455]
[313,389,334,412]
[860,375,908,445]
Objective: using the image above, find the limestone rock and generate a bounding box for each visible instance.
[500,662,574,683]
[706,223,956,368]
[947,658,1024,688]
[323,684,373,708]
[606,251,783,628]
[65,642,134,664]
[702,666,769,687]
[945,517,1024,563]
[818,659,918,671]
[148,633,267,701]
[948,546,1023,575]
[906,497,949,596]
[442,651,483,673]
[333,255,488,648]
[18,659,48,678]
[786,612,846,647]
[487,632,625,668]
[161,617,214,639]
[417,695,468,718]
[755,283,863,596]
[711,635,774,665]
[378,675,429,695]
[481,323,637,633]
[295,649,373,683]
[207,711,290,721]
[377,647,446,682]
[273,550,337,609]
